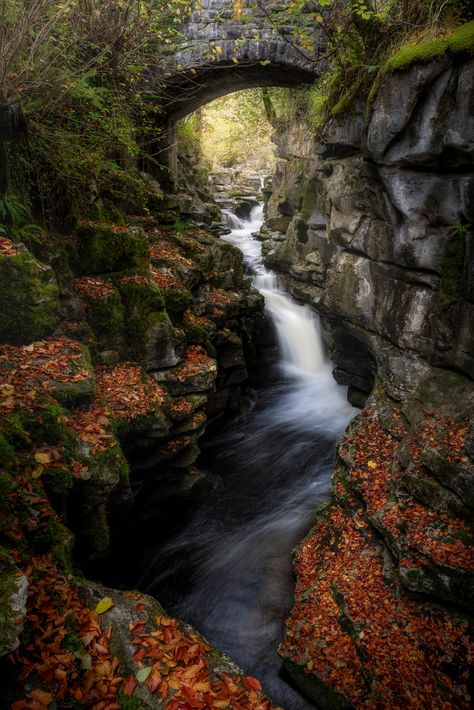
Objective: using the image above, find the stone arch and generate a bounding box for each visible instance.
[150,1,327,185]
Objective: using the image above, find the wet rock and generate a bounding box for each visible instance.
[281,377,473,705]
[0,553,28,656]
[151,346,217,396]
[75,222,149,275]
[75,580,258,709]
[0,242,59,344]
[368,58,474,167]
[146,320,186,370]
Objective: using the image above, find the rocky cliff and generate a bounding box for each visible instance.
[0,208,277,708]
[261,56,474,708]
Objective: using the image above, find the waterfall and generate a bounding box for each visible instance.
[223,209,246,230]
[222,205,325,375]
[142,203,355,709]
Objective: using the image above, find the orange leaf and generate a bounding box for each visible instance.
[243,676,262,691]
[123,674,138,696]
[30,689,53,704]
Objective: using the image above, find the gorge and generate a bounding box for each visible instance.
[0,2,473,710]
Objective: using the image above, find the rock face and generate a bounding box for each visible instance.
[0,209,264,682]
[0,239,59,343]
[262,56,474,403]
[262,56,474,708]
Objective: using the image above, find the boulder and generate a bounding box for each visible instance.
[0,242,59,344]
[75,222,149,275]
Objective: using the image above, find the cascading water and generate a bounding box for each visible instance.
[141,204,355,708]
[222,205,325,376]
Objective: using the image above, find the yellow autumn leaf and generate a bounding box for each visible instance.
[34,451,52,465]
[31,465,44,479]
[367,460,377,469]
[95,597,114,614]
[0,384,14,396]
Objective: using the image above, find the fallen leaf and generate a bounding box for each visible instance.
[136,666,152,683]
[95,597,114,614]
[123,674,138,696]
[34,452,52,465]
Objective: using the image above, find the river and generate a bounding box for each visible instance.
[140,205,355,708]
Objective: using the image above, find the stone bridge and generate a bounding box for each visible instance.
[153,0,329,183]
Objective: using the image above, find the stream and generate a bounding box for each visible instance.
[140,205,355,708]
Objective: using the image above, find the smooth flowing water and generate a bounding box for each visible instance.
[141,205,355,708]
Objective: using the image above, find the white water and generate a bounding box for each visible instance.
[223,205,331,378]
[142,205,355,708]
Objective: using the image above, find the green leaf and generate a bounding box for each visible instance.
[136,667,152,683]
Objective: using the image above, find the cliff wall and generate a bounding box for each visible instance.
[262,56,474,708]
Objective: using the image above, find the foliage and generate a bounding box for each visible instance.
[189,88,288,173]
[247,1,474,133]
[0,193,43,244]
[0,0,197,229]
[384,19,474,71]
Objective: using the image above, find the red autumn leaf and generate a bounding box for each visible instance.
[130,619,146,634]
[122,674,138,697]
[243,676,262,691]
[146,668,162,693]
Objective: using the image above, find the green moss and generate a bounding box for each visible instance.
[331,94,352,117]
[29,515,67,556]
[0,248,59,344]
[182,318,208,344]
[117,279,166,357]
[0,472,14,535]
[35,401,76,449]
[75,222,149,275]
[52,529,74,573]
[78,441,129,494]
[162,287,193,323]
[63,621,84,654]
[84,289,125,352]
[117,691,143,709]
[88,201,126,225]
[384,21,474,73]
[448,19,474,51]
[0,556,18,656]
[43,466,74,500]
[0,434,17,469]
[117,279,164,314]
[1,410,32,450]
[367,74,382,112]
[308,89,328,131]
[48,344,95,409]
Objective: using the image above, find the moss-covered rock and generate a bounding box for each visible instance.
[75,279,125,353]
[115,278,185,366]
[0,245,59,344]
[75,222,149,275]
[70,440,129,560]
[152,346,217,396]
[384,21,474,73]
[161,285,193,323]
[0,549,28,657]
